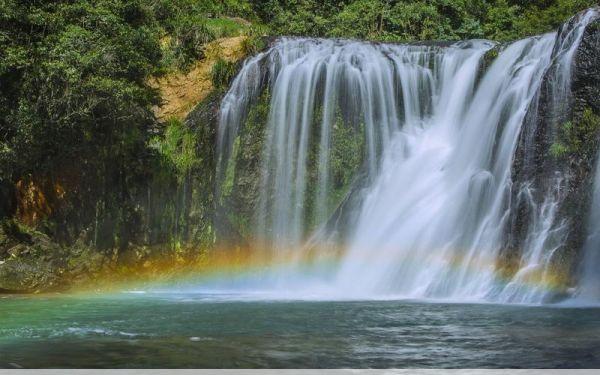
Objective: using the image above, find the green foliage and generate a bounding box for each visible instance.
[268,0,334,36]
[151,0,255,23]
[152,118,199,181]
[483,0,522,41]
[483,47,500,66]
[0,0,167,248]
[206,18,250,38]
[168,15,216,70]
[0,0,160,177]
[253,0,596,42]
[0,0,257,248]
[550,141,570,158]
[241,26,269,55]
[329,0,387,39]
[211,59,238,89]
[151,0,256,72]
[514,0,597,39]
[550,108,600,160]
[385,1,462,41]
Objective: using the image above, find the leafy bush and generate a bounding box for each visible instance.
[514,0,598,39]
[484,0,522,41]
[206,18,250,38]
[254,0,597,42]
[328,0,386,39]
[211,58,238,89]
[387,1,455,41]
[241,36,265,56]
[170,15,216,70]
[152,118,199,181]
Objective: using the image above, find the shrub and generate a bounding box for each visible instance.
[211,58,238,89]
[241,33,267,55]
[170,15,216,70]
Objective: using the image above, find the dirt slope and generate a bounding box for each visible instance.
[150,36,247,121]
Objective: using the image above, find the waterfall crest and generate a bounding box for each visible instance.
[216,9,599,303]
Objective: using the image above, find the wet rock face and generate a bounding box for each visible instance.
[182,39,276,249]
[562,17,600,265]
[185,90,246,247]
[0,221,66,293]
[507,15,600,279]
[0,256,62,293]
[573,19,600,116]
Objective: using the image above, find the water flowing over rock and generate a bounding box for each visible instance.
[571,12,600,303]
[215,8,600,303]
[578,150,600,301]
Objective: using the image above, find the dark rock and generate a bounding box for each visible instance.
[0,180,15,220]
[561,14,600,274]
[0,257,62,293]
[184,90,225,246]
[0,221,66,293]
[184,44,272,248]
[573,18,600,115]
[507,10,600,280]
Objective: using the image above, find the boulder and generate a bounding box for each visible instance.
[0,220,66,293]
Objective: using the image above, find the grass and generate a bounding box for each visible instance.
[205,17,250,38]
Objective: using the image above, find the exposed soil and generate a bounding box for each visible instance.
[149,36,247,121]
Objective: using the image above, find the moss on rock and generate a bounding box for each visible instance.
[550,108,600,160]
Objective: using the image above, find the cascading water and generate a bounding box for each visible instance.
[577,152,600,302]
[336,34,556,300]
[215,9,599,303]
[218,39,441,251]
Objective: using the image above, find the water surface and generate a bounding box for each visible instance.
[2,293,600,368]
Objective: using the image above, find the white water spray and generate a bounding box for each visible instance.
[216,9,599,303]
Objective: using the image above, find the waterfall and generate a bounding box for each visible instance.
[217,39,455,251]
[336,34,556,300]
[578,152,600,302]
[216,9,599,302]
